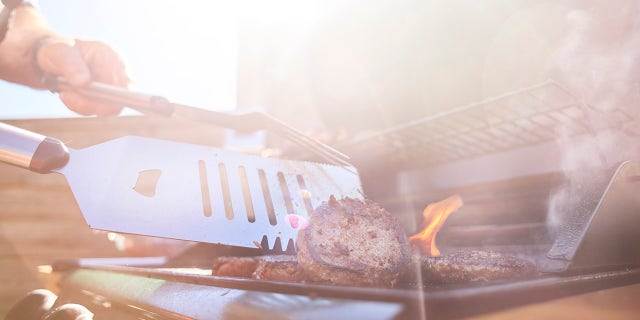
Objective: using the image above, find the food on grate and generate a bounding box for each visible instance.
[297,196,412,287]
[211,256,258,278]
[212,197,535,287]
[252,255,304,282]
[419,249,537,284]
[211,255,303,282]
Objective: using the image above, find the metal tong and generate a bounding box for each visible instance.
[44,76,350,166]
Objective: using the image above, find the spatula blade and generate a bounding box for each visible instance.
[57,136,363,251]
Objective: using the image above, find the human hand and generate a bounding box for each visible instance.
[0,5,129,116]
[36,37,130,116]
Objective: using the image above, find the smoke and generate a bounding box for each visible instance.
[546,129,640,233]
[545,2,640,233]
[548,3,640,114]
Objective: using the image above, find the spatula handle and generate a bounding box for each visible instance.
[0,122,69,173]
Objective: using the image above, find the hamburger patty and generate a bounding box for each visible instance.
[419,249,537,284]
[211,255,303,282]
[296,196,411,287]
[211,256,258,278]
[252,255,304,282]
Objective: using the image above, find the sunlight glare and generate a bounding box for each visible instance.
[122,1,239,111]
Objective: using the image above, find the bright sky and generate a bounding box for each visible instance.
[0,0,239,119]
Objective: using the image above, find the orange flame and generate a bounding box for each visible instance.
[409,195,463,257]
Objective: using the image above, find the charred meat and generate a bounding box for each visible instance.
[211,255,303,282]
[296,196,411,287]
[253,255,304,282]
[419,249,537,284]
[211,256,258,278]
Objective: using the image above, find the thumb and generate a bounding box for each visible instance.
[36,37,91,87]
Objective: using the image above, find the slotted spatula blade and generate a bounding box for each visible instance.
[0,123,363,252]
[61,136,363,251]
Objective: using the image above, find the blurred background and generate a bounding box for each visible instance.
[0,0,239,119]
[2,0,640,318]
[3,0,638,130]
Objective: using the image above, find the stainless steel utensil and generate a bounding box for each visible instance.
[0,122,363,251]
[45,76,350,167]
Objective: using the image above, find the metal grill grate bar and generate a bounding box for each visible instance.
[340,80,637,169]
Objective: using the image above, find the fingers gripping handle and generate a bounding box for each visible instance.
[0,122,69,173]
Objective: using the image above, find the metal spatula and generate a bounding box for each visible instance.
[44,76,351,167]
[0,122,363,251]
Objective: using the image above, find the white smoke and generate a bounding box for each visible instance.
[546,129,640,233]
[545,2,640,233]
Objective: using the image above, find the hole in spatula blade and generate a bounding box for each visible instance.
[296,175,314,215]
[133,169,162,197]
[198,160,212,217]
[239,166,256,222]
[258,169,277,226]
[218,163,234,220]
[278,172,294,215]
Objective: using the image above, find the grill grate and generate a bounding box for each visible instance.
[340,80,636,169]
[53,263,640,320]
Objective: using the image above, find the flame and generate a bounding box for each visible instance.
[409,195,463,257]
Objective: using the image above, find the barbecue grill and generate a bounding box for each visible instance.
[25,80,640,319]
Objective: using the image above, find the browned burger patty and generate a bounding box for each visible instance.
[252,255,304,282]
[211,256,258,278]
[297,196,411,287]
[212,255,303,282]
[419,250,537,284]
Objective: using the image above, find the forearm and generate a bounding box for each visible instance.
[0,2,129,116]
